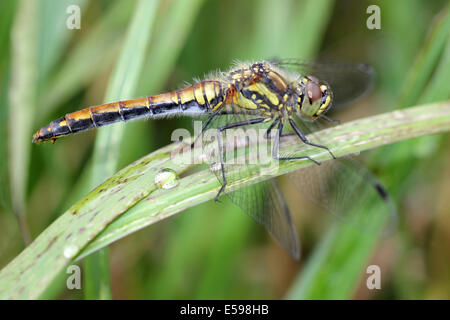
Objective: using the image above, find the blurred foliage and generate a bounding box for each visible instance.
[0,0,449,299]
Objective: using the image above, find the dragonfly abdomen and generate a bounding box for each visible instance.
[32,81,224,143]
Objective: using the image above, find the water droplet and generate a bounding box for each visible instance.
[155,168,179,190]
[63,244,78,259]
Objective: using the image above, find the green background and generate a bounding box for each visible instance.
[0,0,449,299]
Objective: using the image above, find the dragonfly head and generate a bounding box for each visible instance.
[298,76,332,120]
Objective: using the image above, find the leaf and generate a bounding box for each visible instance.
[85,0,159,300]
[0,101,448,299]
[286,5,450,299]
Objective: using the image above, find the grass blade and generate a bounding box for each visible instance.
[0,101,448,299]
[84,0,158,300]
[37,0,135,121]
[135,0,206,95]
[91,0,158,186]
[80,102,450,259]
[286,6,450,299]
[397,4,450,108]
[8,0,39,245]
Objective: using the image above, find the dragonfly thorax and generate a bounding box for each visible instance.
[227,62,298,116]
[225,62,333,122]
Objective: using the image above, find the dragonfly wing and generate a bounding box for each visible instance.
[290,156,397,235]
[271,59,375,109]
[286,117,397,235]
[226,179,300,260]
[200,110,300,259]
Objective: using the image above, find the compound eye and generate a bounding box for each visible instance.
[305,81,322,104]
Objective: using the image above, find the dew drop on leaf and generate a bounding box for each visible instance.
[154,168,179,190]
[63,244,79,259]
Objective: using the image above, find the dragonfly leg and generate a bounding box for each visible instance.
[272,120,321,165]
[320,114,341,124]
[191,112,219,149]
[288,118,336,159]
[264,119,278,139]
[214,117,267,201]
[265,118,293,139]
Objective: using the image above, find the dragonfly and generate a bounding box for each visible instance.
[33,59,397,259]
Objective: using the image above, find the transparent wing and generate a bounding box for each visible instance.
[201,109,300,259]
[226,179,300,259]
[286,117,397,235]
[271,58,376,110]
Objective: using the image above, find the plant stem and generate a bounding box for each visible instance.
[0,101,448,299]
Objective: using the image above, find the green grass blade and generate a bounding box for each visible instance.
[288,0,334,58]
[187,0,334,298]
[135,0,206,95]
[397,4,450,108]
[90,0,158,186]
[37,0,135,121]
[420,39,450,104]
[286,6,450,299]
[8,0,39,245]
[0,102,450,299]
[0,101,448,299]
[0,1,16,214]
[37,0,87,86]
[84,0,158,300]
[75,101,449,259]
[0,1,17,71]
[83,248,111,300]
[117,0,206,298]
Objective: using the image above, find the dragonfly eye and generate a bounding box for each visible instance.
[299,77,332,120]
[306,81,322,103]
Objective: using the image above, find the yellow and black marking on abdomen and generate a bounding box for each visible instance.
[33,81,225,143]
